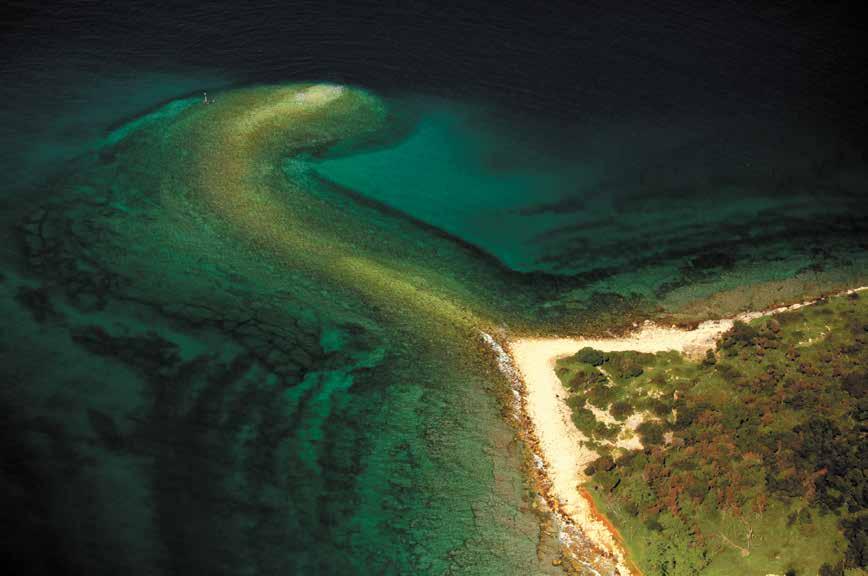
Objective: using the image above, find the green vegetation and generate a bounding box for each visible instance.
[557,293,868,575]
[575,346,608,366]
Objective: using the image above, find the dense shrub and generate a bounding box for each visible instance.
[574,347,607,366]
[569,365,608,391]
[841,372,866,398]
[594,421,620,441]
[702,348,717,366]
[610,400,635,420]
[571,405,598,438]
[585,454,615,476]
[719,320,759,352]
[607,352,648,380]
[649,399,671,418]
[587,382,617,410]
[636,421,665,445]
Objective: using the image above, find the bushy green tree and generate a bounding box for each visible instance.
[610,400,635,420]
[719,320,759,352]
[637,421,666,445]
[574,346,606,366]
[569,365,607,391]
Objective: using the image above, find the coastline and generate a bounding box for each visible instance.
[503,286,866,575]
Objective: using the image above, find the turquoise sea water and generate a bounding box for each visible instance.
[1,76,867,576]
[312,97,868,292]
[309,98,580,270]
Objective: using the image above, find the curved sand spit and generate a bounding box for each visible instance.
[507,286,866,575]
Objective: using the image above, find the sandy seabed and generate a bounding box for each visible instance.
[507,286,866,575]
